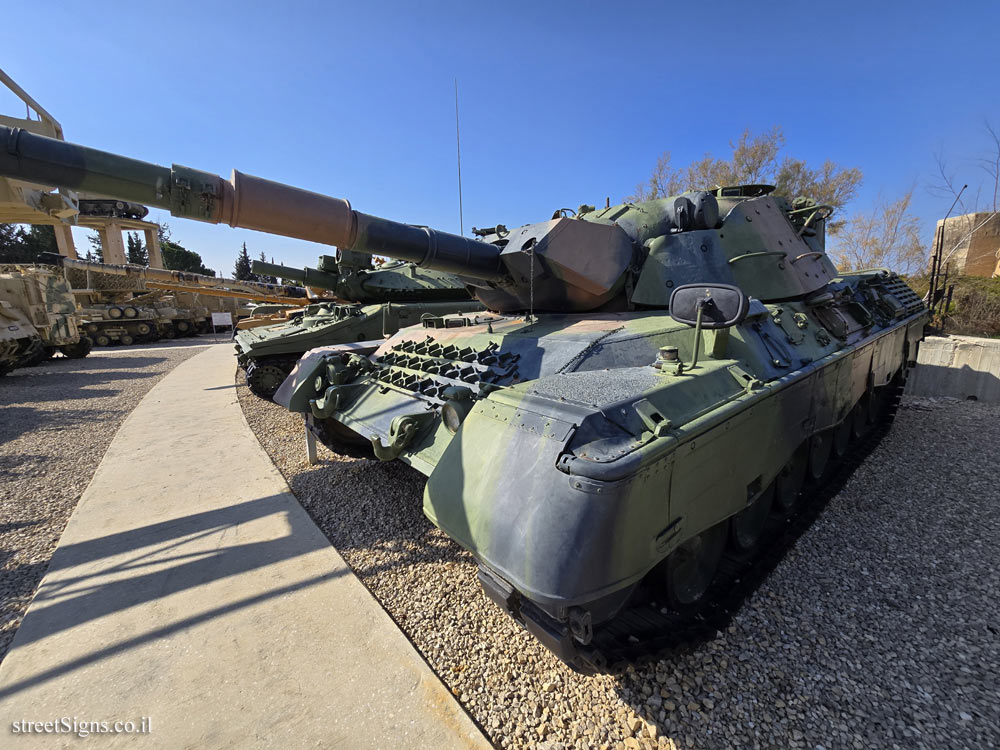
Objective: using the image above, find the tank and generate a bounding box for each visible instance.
[234,253,482,398]
[0,264,92,362]
[0,127,930,673]
[0,300,42,375]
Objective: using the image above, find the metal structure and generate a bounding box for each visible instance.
[0,68,168,265]
[35,253,307,346]
[0,128,929,674]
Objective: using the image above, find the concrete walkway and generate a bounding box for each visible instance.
[0,345,491,749]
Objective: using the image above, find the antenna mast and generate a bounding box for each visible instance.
[455,79,464,236]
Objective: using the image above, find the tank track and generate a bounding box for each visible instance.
[573,378,906,675]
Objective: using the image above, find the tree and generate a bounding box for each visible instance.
[255,251,277,283]
[828,188,925,275]
[0,224,61,264]
[234,242,255,281]
[126,231,148,266]
[155,223,214,276]
[87,231,104,263]
[161,240,215,276]
[0,224,30,263]
[628,126,862,232]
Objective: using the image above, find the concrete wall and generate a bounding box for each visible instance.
[907,335,1000,402]
[933,213,1000,278]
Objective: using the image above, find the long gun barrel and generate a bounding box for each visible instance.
[0,125,503,281]
[251,260,341,291]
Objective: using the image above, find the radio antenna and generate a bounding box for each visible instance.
[455,78,464,236]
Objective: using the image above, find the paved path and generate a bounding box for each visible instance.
[0,345,491,749]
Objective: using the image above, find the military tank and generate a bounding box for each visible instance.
[0,301,42,375]
[0,264,92,363]
[235,252,482,398]
[0,126,929,674]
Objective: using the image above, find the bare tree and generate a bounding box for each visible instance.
[626,152,684,202]
[978,120,1000,212]
[829,188,925,275]
[627,126,862,232]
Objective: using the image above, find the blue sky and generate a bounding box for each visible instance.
[2,0,998,276]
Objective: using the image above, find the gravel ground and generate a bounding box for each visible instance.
[0,339,219,663]
[239,382,1000,750]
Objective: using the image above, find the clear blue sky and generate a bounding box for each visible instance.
[2,0,998,276]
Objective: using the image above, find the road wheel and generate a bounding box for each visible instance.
[60,337,92,359]
[657,523,726,610]
[730,483,775,554]
[107,306,124,319]
[832,417,852,460]
[807,431,832,483]
[852,394,872,439]
[246,362,292,399]
[774,444,808,514]
[119,334,134,346]
[123,306,138,318]
[85,323,99,334]
[94,334,112,347]
[175,320,191,333]
[134,323,151,336]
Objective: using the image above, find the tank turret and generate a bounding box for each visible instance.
[252,253,475,304]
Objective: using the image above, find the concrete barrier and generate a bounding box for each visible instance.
[906,335,1000,402]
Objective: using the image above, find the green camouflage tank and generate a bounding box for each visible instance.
[235,252,482,398]
[0,126,929,673]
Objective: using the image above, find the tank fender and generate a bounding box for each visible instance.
[272,340,381,411]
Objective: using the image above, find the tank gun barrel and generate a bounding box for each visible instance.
[0,125,503,282]
[251,260,342,291]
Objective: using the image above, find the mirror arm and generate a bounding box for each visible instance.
[690,302,705,369]
[676,300,706,375]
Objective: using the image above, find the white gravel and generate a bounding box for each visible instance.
[242,386,999,750]
[0,340,215,663]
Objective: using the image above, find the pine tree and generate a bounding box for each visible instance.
[87,232,104,263]
[256,251,277,283]
[234,242,255,280]
[0,224,30,263]
[126,231,149,265]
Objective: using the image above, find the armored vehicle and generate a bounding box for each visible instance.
[0,264,91,362]
[235,252,482,398]
[0,126,928,673]
[0,302,42,375]
[74,297,161,346]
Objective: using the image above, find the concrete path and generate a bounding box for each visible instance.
[0,345,491,749]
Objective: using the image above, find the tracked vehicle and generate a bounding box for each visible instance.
[0,264,91,364]
[0,126,928,673]
[236,252,481,398]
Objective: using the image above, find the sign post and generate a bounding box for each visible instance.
[211,312,233,341]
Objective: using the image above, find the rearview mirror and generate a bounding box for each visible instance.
[668,284,749,329]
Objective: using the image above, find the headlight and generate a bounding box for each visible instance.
[441,401,469,434]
